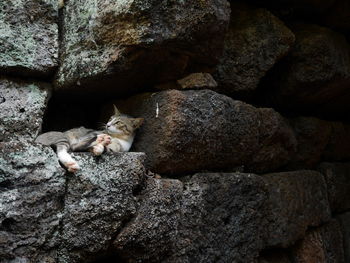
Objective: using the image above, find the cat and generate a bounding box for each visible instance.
[35,105,143,173]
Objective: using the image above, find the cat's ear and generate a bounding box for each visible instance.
[113,104,121,116]
[131,118,144,129]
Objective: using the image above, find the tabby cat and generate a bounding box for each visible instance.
[35,106,143,172]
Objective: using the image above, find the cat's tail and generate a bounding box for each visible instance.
[35,132,80,173]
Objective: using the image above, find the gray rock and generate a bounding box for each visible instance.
[0,78,50,142]
[56,0,230,94]
[263,171,331,248]
[213,3,295,97]
[318,162,350,213]
[265,24,350,115]
[0,142,65,263]
[116,89,296,175]
[58,152,146,263]
[0,0,58,78]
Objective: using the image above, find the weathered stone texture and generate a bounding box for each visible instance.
[0,0,58,78]
[0,78,51,142]
[0,142,65,263]
[265,24,350,115]
[263,171,331,248]
[58,152,146,263]
[213,3,295,97]
[318,162,350,213]
[116,89,296,175]
[292,220,345,263]
[56,0,230,93]
[337,212,350,263]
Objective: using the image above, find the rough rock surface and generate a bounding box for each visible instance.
[56,0,230,93]
[0,0,58,78]
[115,173,268,263]
[116,89,296,175]
[265,24,350,115]
[213,3,295,97]
[0,142,147,263]
[0,78,51,142]
[58,152,146,263]
[318,162,350,213]
[0,142,65,263]
[292,220,345,263]
[263,171,331,247]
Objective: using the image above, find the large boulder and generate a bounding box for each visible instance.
[0,78,51,142]
[213,3,295,97]
[115,173,268,263]
[264,24,350,116]
[263,171,331,247]
[0,142,65,263]
[58,152,146,263]
[0,140,147,263]
[116,89,296,175]
[0,0,58,78]
[56,0,230,94]
[318,162,350,213]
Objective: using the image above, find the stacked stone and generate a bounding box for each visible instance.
[1,0,350,263]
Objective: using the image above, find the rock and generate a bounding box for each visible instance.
[213,3,295,97]
[0,78,51,142]
[0,0,58,78]
[288,117,332,169]
[337,212,350,263]
[263,171,331,247]
[0,142,66,263]
[247,108,297,173]
[318,162,350,213]
[115,173,268,263]
[264,24,350,115]
[56,0,230,94]
[58,152,146,263]
[116,89,296,175]
[322,121,350,161]
[292,220,345,263]
[155,73,218,91]
[114,178,183,262]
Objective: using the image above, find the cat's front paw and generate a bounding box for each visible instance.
[66,161,80,173]
[92,144,104,156]
[96,134,112,146]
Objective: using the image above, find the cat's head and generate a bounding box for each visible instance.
[106,105,144,136]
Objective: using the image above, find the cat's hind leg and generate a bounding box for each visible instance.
[56,143,80,172]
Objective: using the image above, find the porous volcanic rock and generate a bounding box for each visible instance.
[318,162,350,213]
[0,0,58,78]
[213,3,295,97]
[115,173,268,263]
[263,171,331,248]
[265,24,350,115]
[0,78,51,142]
[116,89,296,175]
[0,142,65,263]
[292,220,345,263]
[58,152,146,263]
[56,0,230,94]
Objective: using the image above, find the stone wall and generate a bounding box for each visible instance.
[0,0,349,262]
